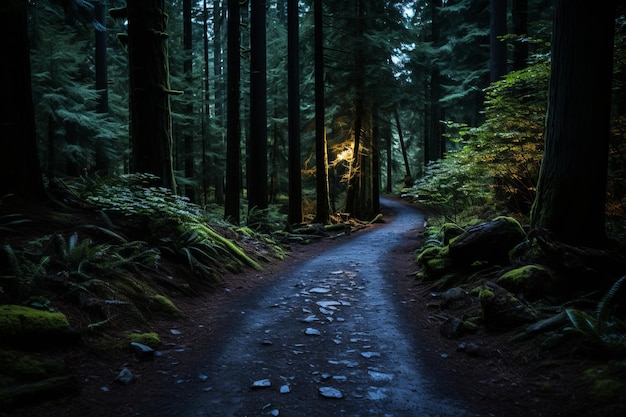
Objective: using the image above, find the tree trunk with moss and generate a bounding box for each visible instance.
[530,0,616,247]
[0,0,46,201]
[125,0,176,192]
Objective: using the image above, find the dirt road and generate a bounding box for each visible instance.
[138,198,480,417]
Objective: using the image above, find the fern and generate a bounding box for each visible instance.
[564,276,626,353]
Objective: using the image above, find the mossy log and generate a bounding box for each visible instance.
[193,223,262,271]
[0,375,78,409]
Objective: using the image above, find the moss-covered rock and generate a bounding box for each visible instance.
[479,281,537,330]
[126,332,161,348]
[0,305,73,344]
[0,350,69,387]
[150,294,182,319]
[417,245,453,279]
[0,349,77,409]
[440,223,465,245]
[449,216,526,268]
[584,366,626,403]
[497,264,555,300]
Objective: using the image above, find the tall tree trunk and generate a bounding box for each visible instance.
[213,0,225,204]
[512,0,528,71]
[94,0,110,175]
[344,0,366,218]
[530,0,616,247]
[489,0,508,82]
[183,0,196,201]
[202,0,210,205]
[372,109,380,214]
[224,0,241,224]
[125,0,176,192]
[386,120,392,193]
[248,0,268,215]
[314,0,330,223]
[393,108,412,183]
[287,0,303,224]
[428,0,443,163]
[0,0,46,201]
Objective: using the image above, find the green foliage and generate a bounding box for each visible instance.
[41,232,159,285]
[80,174,264,272]
[407,151,495,223]
[0,214,29,234]
[408,52,551,221]
[157,231,223,283]
[564,276,626,354]
[0,245,49,303]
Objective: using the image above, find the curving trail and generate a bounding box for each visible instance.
[147,198,479,417]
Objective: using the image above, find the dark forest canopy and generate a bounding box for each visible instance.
[0,0,624,244]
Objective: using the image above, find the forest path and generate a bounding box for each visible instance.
[145,198,478,417]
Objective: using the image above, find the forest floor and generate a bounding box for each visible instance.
[5,196,625,417]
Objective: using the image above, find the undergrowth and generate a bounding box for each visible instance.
[0,174,284,338]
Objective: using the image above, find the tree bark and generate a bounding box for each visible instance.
[248,0,268,214]
[183,0,195,201]
[489,0,508,82]
[126,0,176,192]
[427,0,443,163]
[213,0,225,205]
[0,0,46,201]
[94,0,110,175]
[313,0,330,224]
[512,0,528,71]
[224,0,241,224]
[287,0,303,224]
[393,108,411,182]
[530,0,617,247]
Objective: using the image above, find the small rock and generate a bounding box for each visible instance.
[360,351,381,359]
[115,367,134,385]
[130,342,155,360]
[170,329,182,335]
[280,385,290,394]
[251,379,272,389]
[270,409,280,416]
[457,342,483,356]
[304,328,321,336]
[319,386,343,399]
[368,371,394,381]
[309,287,330,293]
[440,317,466,339]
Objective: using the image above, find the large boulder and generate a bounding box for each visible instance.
[448,216,526,268]
[497,264,556,301]
[417,245,453,279]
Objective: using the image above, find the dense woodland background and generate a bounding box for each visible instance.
[0,0,624,234]
[1,0,626,412]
